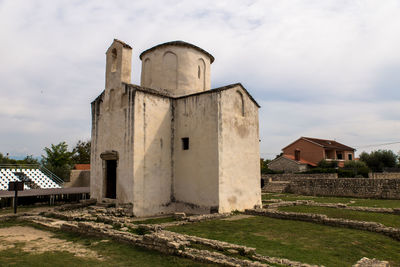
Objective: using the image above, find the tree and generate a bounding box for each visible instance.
[72,140,91,164]
[359,150,398,172]
[0,153,39,165]
[22,155,39,165]
[260,158,271,174]
[342,160,370,178]
[41,142,73,181]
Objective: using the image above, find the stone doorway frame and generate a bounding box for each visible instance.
[100,150,119,200]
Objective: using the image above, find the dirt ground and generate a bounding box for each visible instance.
[0,226,103,259]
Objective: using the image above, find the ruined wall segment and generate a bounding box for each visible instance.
[140,41,213,96]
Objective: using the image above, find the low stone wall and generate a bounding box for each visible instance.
[286,178,400,199]
[262,181,290,193]
[353,257,389,267]
[64,170,90,187]
[262,173,338,182]
[369,172,400,179]
[262,199,400,215]
[245,209,400,241]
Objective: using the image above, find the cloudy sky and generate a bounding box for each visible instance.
[1,0,399,159]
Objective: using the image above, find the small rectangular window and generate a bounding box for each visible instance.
[348,154,353,160]
[294,150,300,161]
[182,137,189,150]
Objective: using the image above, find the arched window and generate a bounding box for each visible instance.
[111,48,117,72]
[236,91,245,116]
[162,51,178,90]
[143,58,152,87]
[197,58,206,91]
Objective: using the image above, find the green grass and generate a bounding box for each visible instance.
[262,193,400,208]
[133,216,176,224]
[0,219,216,267]
[278,205,400,228]
[167,216,400,267]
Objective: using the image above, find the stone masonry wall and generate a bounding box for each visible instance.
[262,173,338,182]
[369,172,400,179]
[64,170,90,188]
[287,178,400,199]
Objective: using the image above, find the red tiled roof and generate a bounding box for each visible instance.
[74,164,90,170]
[283,155,317,167]
[302,137,355,151]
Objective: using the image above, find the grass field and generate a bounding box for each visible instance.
[0,219,216,267]
[167,215,400,267]
[278,205,400,228]
[1,193,399,266]
[263,193,400,208]
[132,216,176,224]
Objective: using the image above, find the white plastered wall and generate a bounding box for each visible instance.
[173,93,220,213]
[140,46,211,96]
[90,86,135,204]
[217,86,262,212]
[132,91,174,216]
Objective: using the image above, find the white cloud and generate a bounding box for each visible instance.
[260,100,400,158]
[0,0,399,158]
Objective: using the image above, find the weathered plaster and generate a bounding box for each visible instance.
[91,40,261,216]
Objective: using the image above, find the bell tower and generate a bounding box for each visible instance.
[105,39,132,90]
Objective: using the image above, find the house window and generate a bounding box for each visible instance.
[182,137,189,150]
[295,150,300,161]
[348,154,353,160]
[337,153,343,160]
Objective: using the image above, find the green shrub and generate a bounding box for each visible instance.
[342,160,370,178]
[317,160,338,168]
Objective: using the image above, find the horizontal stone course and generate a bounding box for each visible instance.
[286,178,400,199]
[263,199,400,215]
[369,172,400,179]
[262,173,338,182]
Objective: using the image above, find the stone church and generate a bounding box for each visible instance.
[90,39,261,216]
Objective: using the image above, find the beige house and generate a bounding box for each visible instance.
[90,39,261,216]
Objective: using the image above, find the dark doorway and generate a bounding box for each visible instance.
[105,160,117,199]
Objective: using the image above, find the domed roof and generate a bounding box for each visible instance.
[139,40,215,63]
